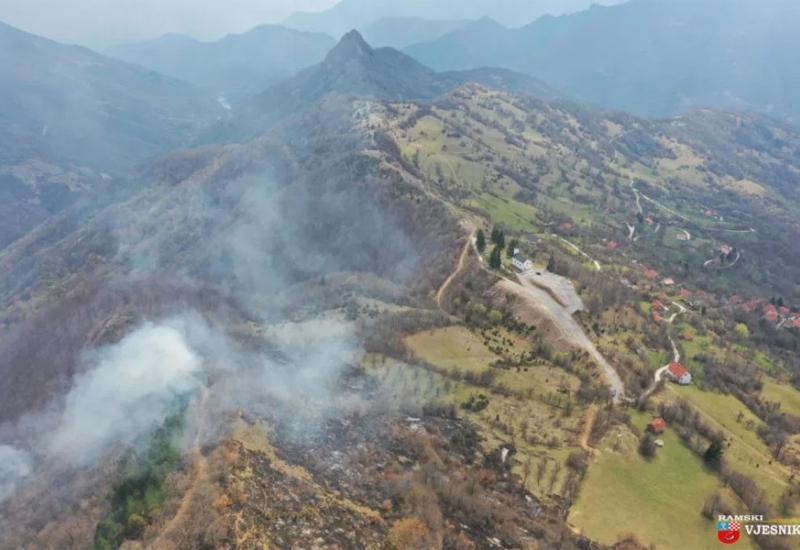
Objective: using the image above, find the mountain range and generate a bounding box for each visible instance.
[405,0,800,119]
[107,25,336,102]
[358,17,469,49]
[211,30,559,143]
[284,0,624,36]
[0,21,217,249]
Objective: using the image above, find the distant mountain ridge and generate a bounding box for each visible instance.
[0,20,217,250]
[284,0,624,36]
[358,17,468,49]
[108,25,336,102]
[0,20,214,169]
[405,0,800,120]
[211,30,559,143]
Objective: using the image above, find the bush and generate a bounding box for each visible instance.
[639,433,657,459]
[461,394,490,412]
[388,517,434,549]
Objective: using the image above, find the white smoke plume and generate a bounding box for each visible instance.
[47,322,203,466]
[0,445,32,502]
[0,309,361,504]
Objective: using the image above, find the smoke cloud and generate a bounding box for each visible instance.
[0,445,32,502]
[0,306,362,503]
[47,322,203,466]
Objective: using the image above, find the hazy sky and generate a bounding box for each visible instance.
[0,0,340,47]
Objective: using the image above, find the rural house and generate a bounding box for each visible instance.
[665,362,692,385]
[512,256,533,272]
[647,418,667,434]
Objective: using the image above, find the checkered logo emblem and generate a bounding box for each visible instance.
[717,520,741,544]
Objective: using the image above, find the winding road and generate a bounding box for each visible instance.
[642,302,686,399]
[436,230,474,310]
[553,235,602,272]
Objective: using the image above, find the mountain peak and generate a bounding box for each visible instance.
[326,29,373,64]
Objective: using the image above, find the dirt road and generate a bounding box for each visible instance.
[436,231,474,310]
[642,302,685,399]
[553,235,602,272]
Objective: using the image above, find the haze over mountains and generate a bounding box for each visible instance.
[284,0,624,36]
[358,17,468,49]
[0,20,217,249]
[108,25,336,101]
[406,0,800,119]
[211,30,559,143]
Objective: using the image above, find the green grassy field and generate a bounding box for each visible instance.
[761,378,800,417]
[389,326,588,499]
[571,411,756,549]
[405,326,499,375]
[668,385,790,504]
[473,193,539,232]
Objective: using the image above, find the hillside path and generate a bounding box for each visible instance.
[643,302,685,399]
[436,229,475,310]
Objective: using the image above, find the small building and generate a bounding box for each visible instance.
[647,418,667,434]
[666,362,692,385]
[512,256,533,272]
[662,277,676,286]
[643,267,660,280]
[763,304,780,323]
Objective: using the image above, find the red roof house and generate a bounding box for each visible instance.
[743,298,765,313]
[647,418,667,434]
[666,363,692,385]
[763,304,780,323]
[643,267,660,280]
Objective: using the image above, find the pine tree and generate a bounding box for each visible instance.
[497,231,506,249]
[546,254,556,272]
[490,227,500,245]
[476,229,486,253]
[704,440,723,469]
[489,246,502,269]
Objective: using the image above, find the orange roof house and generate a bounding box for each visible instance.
[643,267,660,280]
[666,363,692,385]
[763,304,780,323]
[647,418,667,434]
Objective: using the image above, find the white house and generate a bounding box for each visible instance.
[512,256,533,272]
[665,362,692,385]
